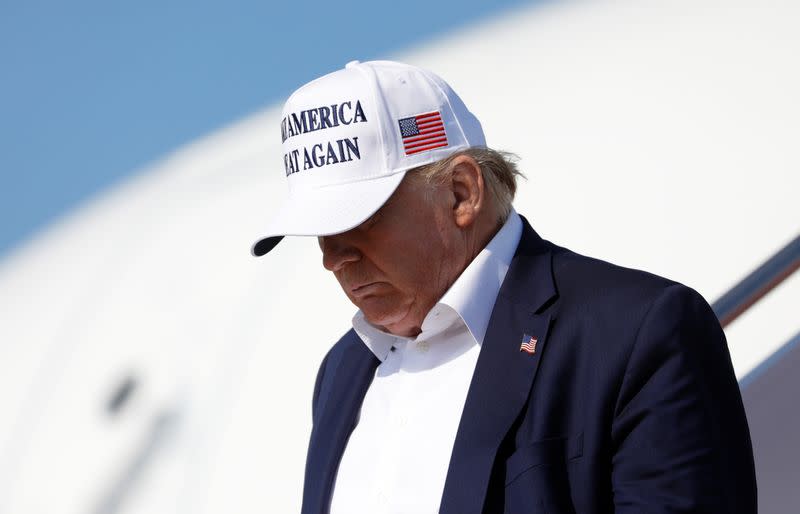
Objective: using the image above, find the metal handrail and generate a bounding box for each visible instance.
[738,329,800,390]
[712,234,800,328]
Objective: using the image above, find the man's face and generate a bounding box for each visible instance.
[318,173,462,337]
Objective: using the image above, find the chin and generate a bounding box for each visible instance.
[362,304,416,335]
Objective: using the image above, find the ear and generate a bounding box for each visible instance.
[449,155,485,229]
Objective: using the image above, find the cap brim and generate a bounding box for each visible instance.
[250,170,407,257]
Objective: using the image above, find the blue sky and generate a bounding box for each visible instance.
[0,0,536,257]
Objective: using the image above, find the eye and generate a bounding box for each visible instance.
[362,210,382,230]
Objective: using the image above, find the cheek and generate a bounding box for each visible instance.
[388,237,450,291]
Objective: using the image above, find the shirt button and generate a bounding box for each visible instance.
[417,341,429,353]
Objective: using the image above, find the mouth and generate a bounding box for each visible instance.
[350,282,383,297]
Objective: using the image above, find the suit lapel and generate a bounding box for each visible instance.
[439,218,558,514]
[302,337,380,514]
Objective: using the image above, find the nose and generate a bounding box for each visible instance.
[319,234,361,272]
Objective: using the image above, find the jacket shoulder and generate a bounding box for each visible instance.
[545,244,720,358]
[311,329,362,423]
[550,244,687,306]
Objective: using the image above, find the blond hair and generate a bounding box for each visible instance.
[413,147,525,223]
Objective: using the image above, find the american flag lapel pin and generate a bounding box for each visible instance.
[520,334,538,354]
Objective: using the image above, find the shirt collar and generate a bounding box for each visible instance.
[353,210,523,362]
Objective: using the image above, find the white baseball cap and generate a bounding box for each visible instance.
[251,59,486,256]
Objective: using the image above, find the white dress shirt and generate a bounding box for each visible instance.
[329,211,523,514]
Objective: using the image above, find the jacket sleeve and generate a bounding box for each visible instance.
[610,284,757,513]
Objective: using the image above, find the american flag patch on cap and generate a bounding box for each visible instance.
[398,111,448,155]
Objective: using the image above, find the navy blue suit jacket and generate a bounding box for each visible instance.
[302,217,757,513]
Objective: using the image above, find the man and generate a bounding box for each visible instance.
[252,60,757,513]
